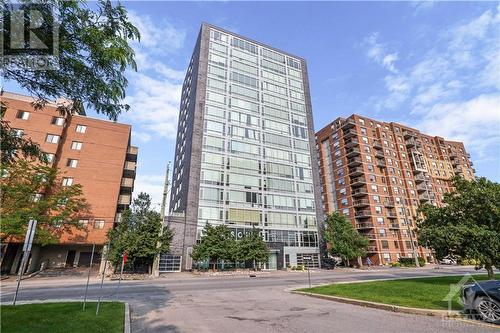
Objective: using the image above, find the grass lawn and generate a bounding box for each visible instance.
[298,274,499,310]
[1,302,124,333]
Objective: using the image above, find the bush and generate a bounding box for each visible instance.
[398,257,426,267]
[391,262,401,267]
[457,258,478,266]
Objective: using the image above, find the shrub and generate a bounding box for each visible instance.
[391,262,401,267]
[457,258,478,266]
[398,257,426,267]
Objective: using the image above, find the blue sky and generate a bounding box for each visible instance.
[5,1,500,207]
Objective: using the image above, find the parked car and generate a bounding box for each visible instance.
[439,257,457,265]
[461,280,500,324]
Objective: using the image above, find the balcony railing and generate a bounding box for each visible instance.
[118,194,131,205]
[356,222,374,229]
[406,138,416,148]
[416,184,428,192]
[373,140,382,150]
[389,223,400,229]
[344,138,359,147]
[403,130,416,139]
[342,119,356,129]
[387,212,398,219]
[351,177,367,187]
[343,129,358,139]
[349,167,364,176]
[346,147,361,157]
[414,174,426,183]
[383,199,395,207]
[347,157,363,166]
[355,210,372,218]
[127,146,138,155]
[353,199,370,207]
[352,187,369,197]
[376,160,386,168]
[121,178,134,188]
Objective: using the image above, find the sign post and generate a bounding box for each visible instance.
[96,239,110,316]
[116,251,127,294]
[303,256,312,289]
[82,243,96,311]
[13,219,37,305]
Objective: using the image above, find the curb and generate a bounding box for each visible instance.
[124,302,131,333]
[291,291,460,317]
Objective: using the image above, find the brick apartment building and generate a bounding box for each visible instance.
[316,114,475,265]
[1,91,138,274]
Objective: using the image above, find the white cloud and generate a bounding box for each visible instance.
[133,174,167,211]
[364,32,399,73]
[415,94,500,159]
[366,5,500,161]
[123,12,185,141]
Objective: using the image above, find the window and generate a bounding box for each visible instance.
[76,125,87,133]
[94,220,105,229]
[71,141,82,150]
[46,134,60,144]
[51,117,64,126]
[62,177,74,186]
[66,159,78,168]
[45,153,55,163]
[16,111,29,120]
[381,240,389,249]
[79,219,89,227]
[12,128,24,137]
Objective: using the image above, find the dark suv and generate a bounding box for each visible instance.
[461,280,500,324]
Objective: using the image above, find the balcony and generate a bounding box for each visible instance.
[347,157,363,167]
[450,154,458,160]
[126,146,138,162]
[451,159,459,167]
[352,186,368,197]
[387,211,398,219]
[123,161,136,177]
[383,199,395,207]
[342,119,356,129]
[121,177,134,188]
[406,138,416,148]
[416,184,428,192]
[366,246,378,252]
[419,193,430,202]
[375,150,384,159]
[414,174,426,183]
[353,199,370,207]
[403,130,416,139]
[118,194,131,205]
[466,153,471,158]
[355,210,372,219]
[350,177,367,187]
[344,138,359,148]
[346,147,361,157]
[343,129,358,139]
[389,223,400,229]
[376,160,387,168]
[373,140,382,150]
[356,222,374,229]
[361,232,377,239]
[349,166,364,176]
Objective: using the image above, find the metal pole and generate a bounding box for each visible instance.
[82,243,95,311]
[307,265,311,289]
[96,240,110,315]
[402,202,420,268]
[13,219,37,305]
[153,162,170,277]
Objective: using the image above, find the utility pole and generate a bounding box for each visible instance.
[152,162,170,277]
[402,201,420,268]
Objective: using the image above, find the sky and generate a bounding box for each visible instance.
[5,1,500,208]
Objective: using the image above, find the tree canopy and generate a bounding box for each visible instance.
[0,160,89,245]
[237,228,270,269]
[191,224,237,270]
[323,212,369,266]
[107,193,173,273]
[418,177,500,279]
[1,0,139,163]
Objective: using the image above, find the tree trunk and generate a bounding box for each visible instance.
[485,263,495,280]
[253,259,256,271]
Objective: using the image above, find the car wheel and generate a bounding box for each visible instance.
[474,296,500,324]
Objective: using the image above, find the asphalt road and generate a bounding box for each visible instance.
[1,266,498,333]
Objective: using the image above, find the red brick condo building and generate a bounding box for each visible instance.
[316,114,475,265]
[1,91,138,274]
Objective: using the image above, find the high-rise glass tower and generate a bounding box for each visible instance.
[167,23,323,271]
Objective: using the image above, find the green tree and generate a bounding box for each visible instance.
[1,0,139,163]
[0,160,89,245]
[418,177,500,279]
[107,193,173,274]
[191,224,237,270]
[237,228,269,270]
[323,212,369,266]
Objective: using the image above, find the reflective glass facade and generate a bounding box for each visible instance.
[169,24,322,270]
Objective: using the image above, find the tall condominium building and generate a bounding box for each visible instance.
[1,91,138,274]
[316,114,475,265]
[167,23,323,271]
